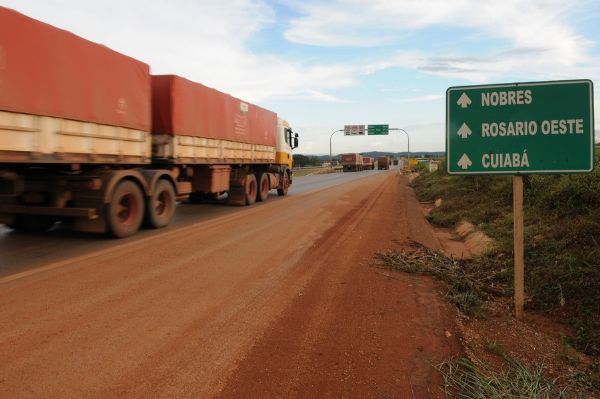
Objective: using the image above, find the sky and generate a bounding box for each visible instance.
[3,0,600,154]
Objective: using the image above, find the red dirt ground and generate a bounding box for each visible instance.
[218,175,462,398]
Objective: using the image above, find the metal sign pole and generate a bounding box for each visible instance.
[390,128,410,169]
[329,129,343,164]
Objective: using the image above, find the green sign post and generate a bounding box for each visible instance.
[446,79,595,321]
[446,80,594,175]
[368,124,389,135]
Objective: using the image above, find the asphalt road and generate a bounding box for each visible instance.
[0,169,387,278]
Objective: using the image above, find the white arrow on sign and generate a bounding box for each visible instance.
[457,93,472,108]
[457,123,472,139]
[457,153,472,170]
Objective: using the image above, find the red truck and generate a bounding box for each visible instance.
[0,7,298,237]
[362,156,374,170]
[340,153,364,172]
[378,156,390,170]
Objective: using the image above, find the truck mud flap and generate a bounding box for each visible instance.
[227,186,246,206]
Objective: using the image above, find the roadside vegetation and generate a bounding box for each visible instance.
[293,154,328,167]
[377,246,593,397]
[377,153,600,397]
[411,155,600,356]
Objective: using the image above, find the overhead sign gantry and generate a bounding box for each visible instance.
[331,124,409,164]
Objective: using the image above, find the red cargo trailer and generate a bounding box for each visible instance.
[0,6,150,135]
[341,153,363,172]
[378,156,390,170]
[0,7,298,238]
[151,75,276,146]
[151,75,277,164]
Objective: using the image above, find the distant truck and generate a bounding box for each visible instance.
[362,156,374,170]
[341,153,363,172]
[0,7,298,237]
[377,156,390,170]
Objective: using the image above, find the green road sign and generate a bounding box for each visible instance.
[367,124,389,135]
[446,80,594,175]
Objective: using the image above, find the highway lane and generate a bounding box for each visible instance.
[291,168,389,192]
[0,169,389,277]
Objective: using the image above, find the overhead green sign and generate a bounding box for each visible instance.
[446,80,594,175]
[368,124,389,135]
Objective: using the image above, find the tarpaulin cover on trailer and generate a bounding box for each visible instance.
[151,75,277,146]
[341,153,361,163]
[0,7,151,131]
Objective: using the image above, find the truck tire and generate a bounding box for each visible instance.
[244,174,258,205]
[145,179,176,228]
[8,215,56,233]
[107,180,144,238]
[245,174,257,205]
[277,171,289,196]
[256,172,269,202]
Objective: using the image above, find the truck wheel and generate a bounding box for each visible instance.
[245,174,257,205]
[8,215,56,233]
[256,172,269,202]
[277,171,289,196]
[107,180,144,238]
[146,179,176,228]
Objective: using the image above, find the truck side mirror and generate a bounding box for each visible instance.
[293,133,299,149]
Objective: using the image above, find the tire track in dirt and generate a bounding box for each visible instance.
[218,175,461,398]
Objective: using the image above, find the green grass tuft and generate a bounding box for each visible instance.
[440,355,581,399]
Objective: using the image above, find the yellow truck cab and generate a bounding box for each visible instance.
[277,118,298,171]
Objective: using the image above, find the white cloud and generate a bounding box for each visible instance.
[3,1,599,154]
[396,94,444,103]
[285,0,591,55]
[279,89,351,103]
[5,1,597,103]
[363,49,600,85]
[2,0,357,103]
[286,0,599,84]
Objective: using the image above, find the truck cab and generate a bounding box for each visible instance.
[277,118,298,171]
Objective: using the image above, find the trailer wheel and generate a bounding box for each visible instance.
[277,171,289,196]
[107,180,144,238]
[146,179,176,229]
[8,215,56,233]
[256,172,269,202]
[245,174,257,205]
